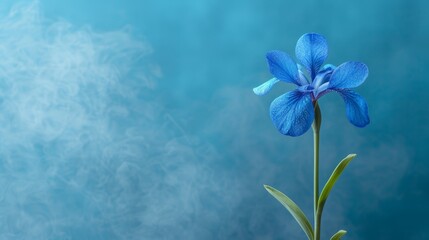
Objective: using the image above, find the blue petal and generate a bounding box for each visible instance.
[320,64,336,72]
[297,64,310,85]
[253,78,280,96]
[295,33,328,79]
[270,90,314,136]
[336,89,370,127]
[328,61,368,89]
[313,82,331,99]
[266,51,300,85]
[312,66,334,89]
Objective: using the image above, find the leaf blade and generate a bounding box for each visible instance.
[330,230,347,240]
[318,154,356,211]
[264,185,314,240]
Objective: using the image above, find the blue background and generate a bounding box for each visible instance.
[0,0,427,239]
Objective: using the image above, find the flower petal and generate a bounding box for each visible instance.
[328,61,368,89]
[313,82,331,99]
[253,78,280,96]
[297,64,310,85]
[336,89,370,127]
[295,33,328,79]
[312,66,334,89]
[270,90,314,136]
[266,51,300,85]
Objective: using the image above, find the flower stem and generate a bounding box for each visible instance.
[312,102,322,240]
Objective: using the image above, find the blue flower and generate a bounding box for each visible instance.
[254,33,370,136]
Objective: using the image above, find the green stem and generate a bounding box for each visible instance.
[313,129,320,240]
[312,102,322,240]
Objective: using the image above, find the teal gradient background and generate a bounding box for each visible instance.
[0,0,427,239]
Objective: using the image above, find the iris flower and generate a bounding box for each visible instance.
[254,33,370,136]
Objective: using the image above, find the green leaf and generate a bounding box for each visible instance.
[264,185,314,240]
[318,154,356,212]
[330,230,347,240]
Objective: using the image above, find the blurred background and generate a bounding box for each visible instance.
[0,0,427,239]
